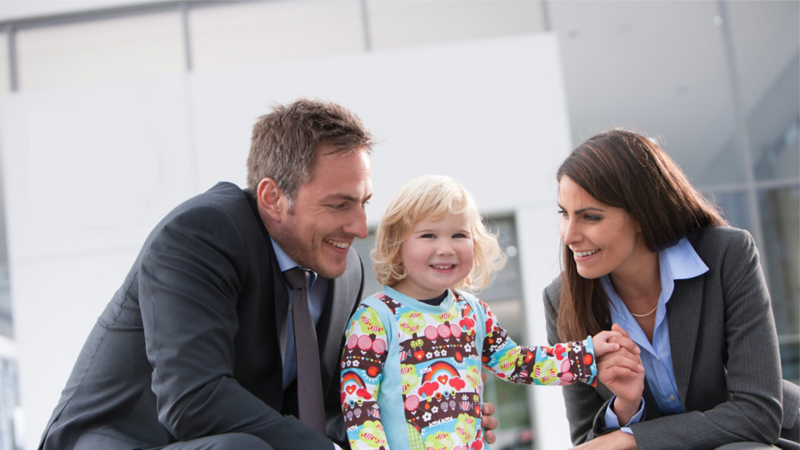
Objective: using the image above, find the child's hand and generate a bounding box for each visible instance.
[592,325,640,358]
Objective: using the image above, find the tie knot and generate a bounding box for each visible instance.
[284,267,309,291]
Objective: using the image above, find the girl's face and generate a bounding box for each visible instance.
[393,212,475,300]
[558,176,645,280]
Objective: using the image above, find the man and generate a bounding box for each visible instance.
[39,99,496,449]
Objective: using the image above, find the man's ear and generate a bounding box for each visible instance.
[257,178,286,222]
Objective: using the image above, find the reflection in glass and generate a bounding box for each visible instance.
[726,0,799,182]
[749,56,800,181]
[759,186,800,383]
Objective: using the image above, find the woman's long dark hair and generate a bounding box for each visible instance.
[556,130,728,341]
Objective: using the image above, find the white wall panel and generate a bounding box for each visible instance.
[2,75,196,260]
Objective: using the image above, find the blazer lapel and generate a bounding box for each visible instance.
[668,275,704,405]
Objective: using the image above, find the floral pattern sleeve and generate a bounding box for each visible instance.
[341,304,391,449]
[478,300,597,386]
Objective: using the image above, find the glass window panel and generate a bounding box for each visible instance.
[480,298,532,449]
[367,0,544,51]
[0,31,20,450]
[16,12,184,91]
[0,30,12,338]
[190,2,364,71]
[478,217,522,302]
[691,137,746,186]
[706,190,750,230]
[727,1,799,181]
[749,56,799,181]
[758,186,799,383]
[0,31,9,93]
[0,357,20,450]
[551,1,743,185]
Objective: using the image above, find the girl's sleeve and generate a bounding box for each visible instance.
[478,299,597,386]
[340,304,391,450]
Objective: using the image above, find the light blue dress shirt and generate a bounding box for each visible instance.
[602,237,708,433]
[270,237,329,390]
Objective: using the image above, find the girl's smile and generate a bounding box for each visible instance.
[393,212,474,300]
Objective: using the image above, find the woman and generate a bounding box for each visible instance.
[543,130,799,450]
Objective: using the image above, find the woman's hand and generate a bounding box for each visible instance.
[597,324,645,424]
[570,430,637,450]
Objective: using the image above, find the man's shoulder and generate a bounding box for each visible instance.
[185,182,250,208]
[166,182,255,222]
[144,182,263,252]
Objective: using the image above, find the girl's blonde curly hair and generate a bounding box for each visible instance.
[372,175,507,293]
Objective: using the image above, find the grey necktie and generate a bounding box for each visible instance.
[283,268,326,434]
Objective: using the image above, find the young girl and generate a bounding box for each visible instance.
[340,175,624,450]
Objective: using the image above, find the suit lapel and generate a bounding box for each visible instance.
[318,250,362,395]
[642,379,662,420]
[668,275,704,405]
[272,263,290,368]
[246,192,291,387]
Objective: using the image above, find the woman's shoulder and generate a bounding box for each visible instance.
[687,226,755,255]
[687,226,758,271]
[543,276,564,308]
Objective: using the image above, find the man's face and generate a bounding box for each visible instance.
[271,147,372,279]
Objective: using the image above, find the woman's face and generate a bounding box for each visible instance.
[558,176,644,280]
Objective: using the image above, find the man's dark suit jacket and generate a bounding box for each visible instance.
[38,182,364,450]
[544,226,799,450]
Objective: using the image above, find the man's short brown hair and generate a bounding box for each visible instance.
[246,99,373,200]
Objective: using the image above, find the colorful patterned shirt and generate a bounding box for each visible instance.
[340,287,597,450]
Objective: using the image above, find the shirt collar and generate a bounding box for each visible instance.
[661,237,708,280]
[270,236,318,287]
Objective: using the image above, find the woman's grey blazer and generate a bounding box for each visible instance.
[544,226,798,450]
